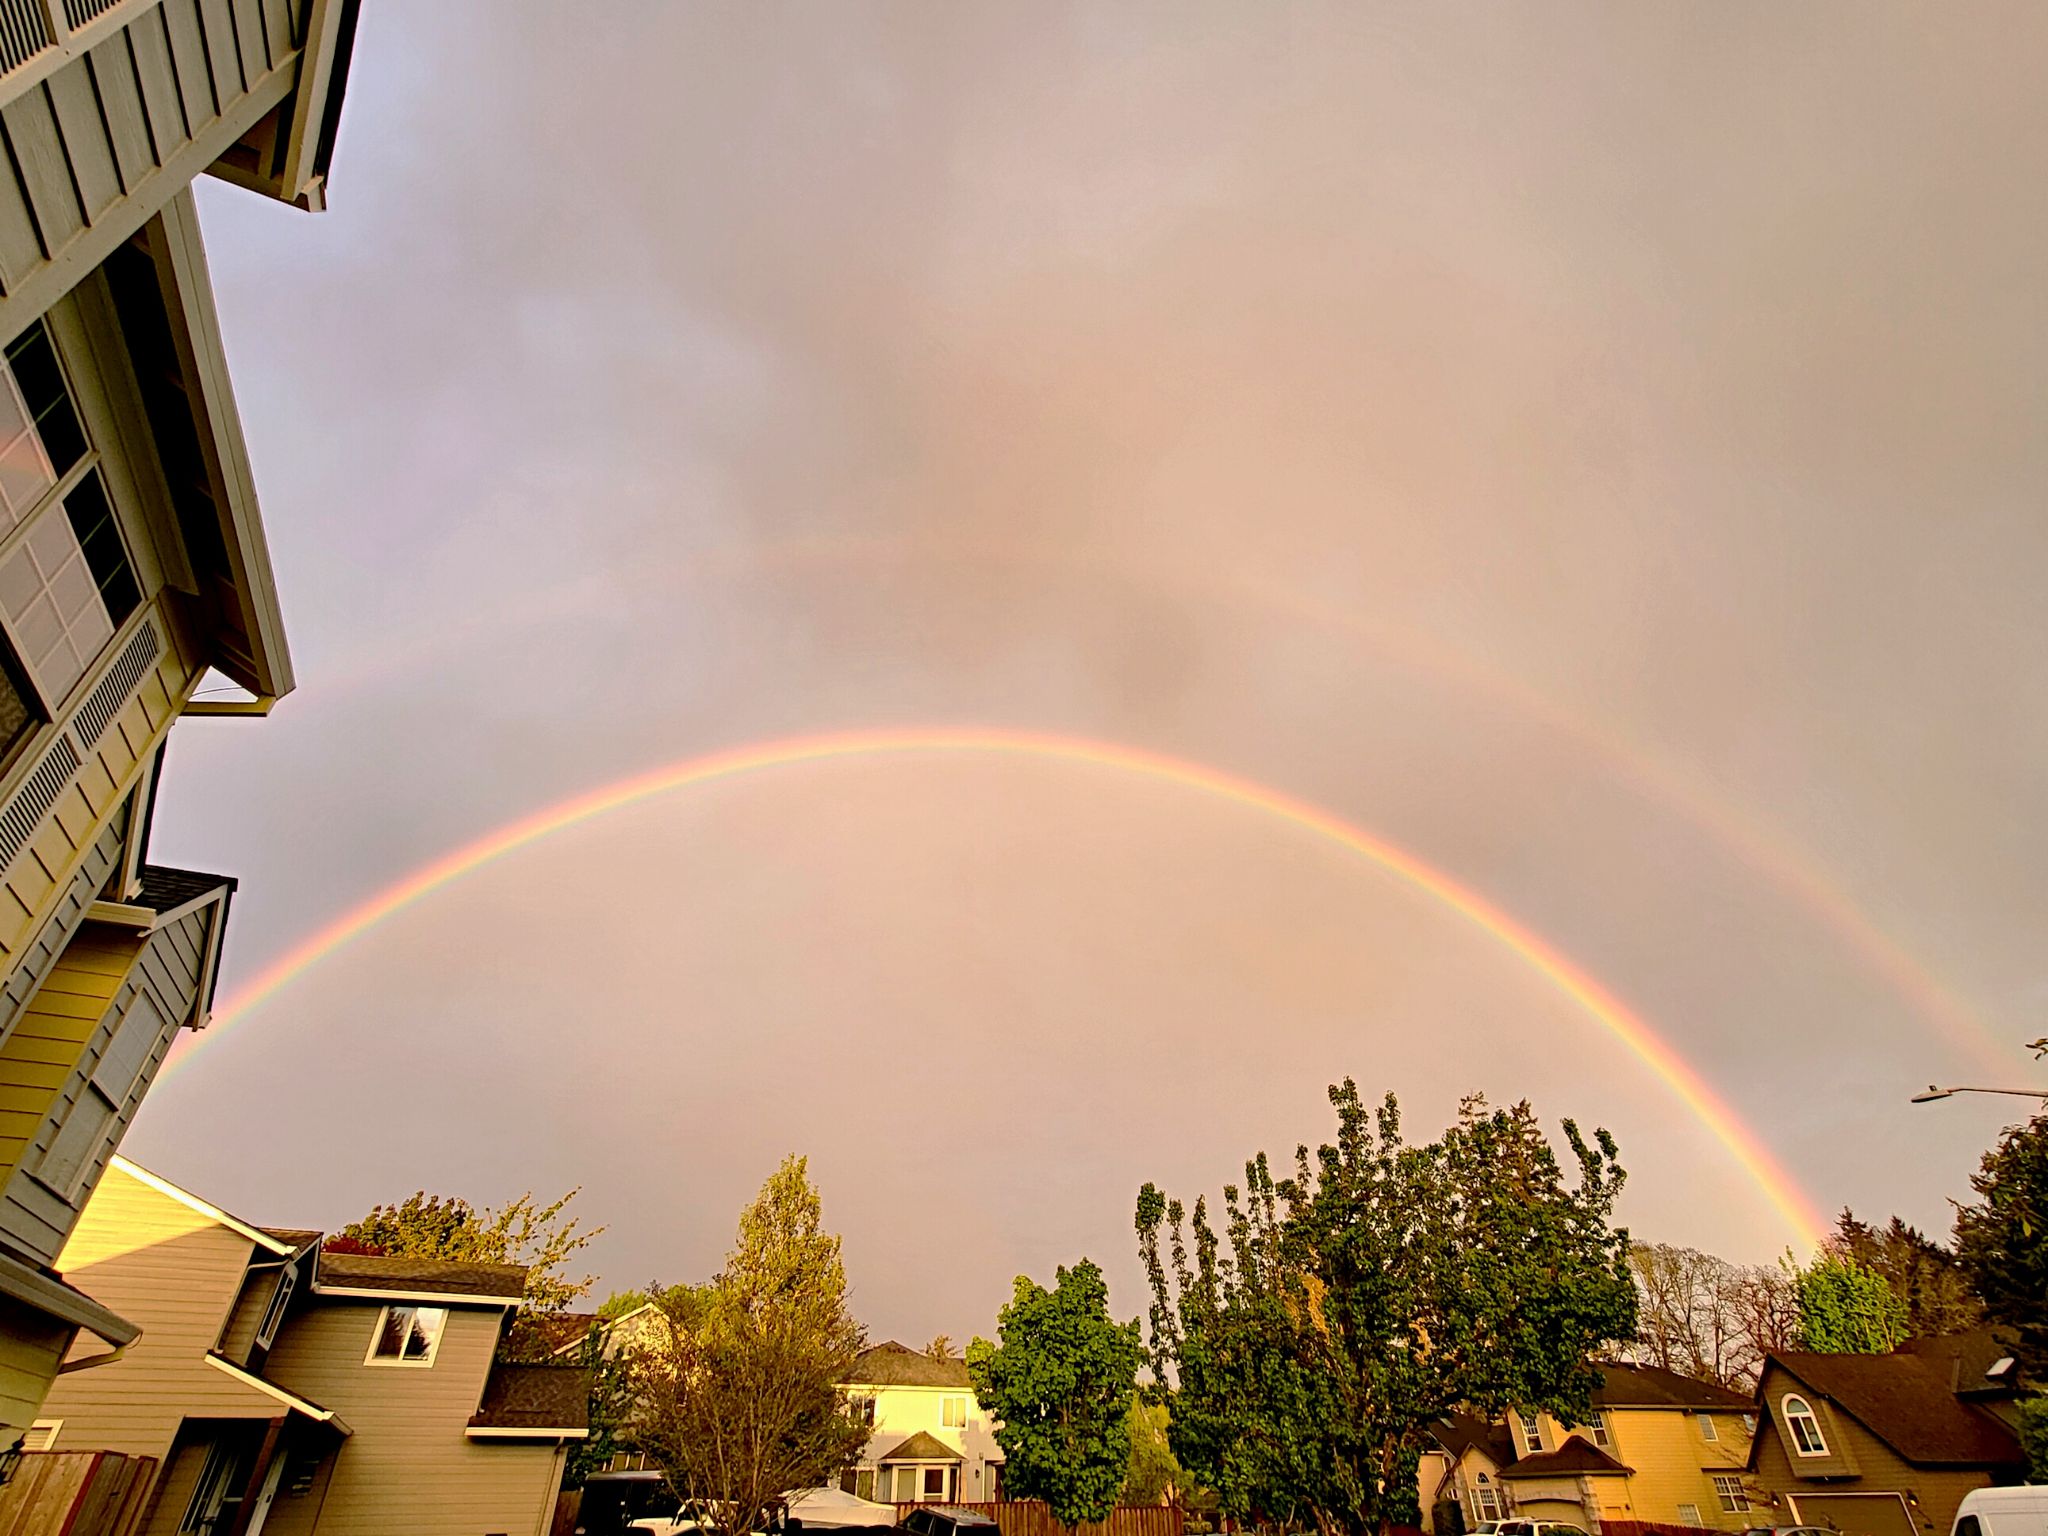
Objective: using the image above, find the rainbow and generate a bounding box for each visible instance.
[313,534,2007,1074]
[180,727,1828,1248]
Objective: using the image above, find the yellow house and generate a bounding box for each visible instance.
[28,1156,587,1535]
[1428,1363,1757,1533]
[0,0,358,1449]
[841,1340,1005,1505]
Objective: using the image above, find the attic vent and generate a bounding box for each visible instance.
[0,2,52,75]
[61,0,125,26]
[0,735,80,871]
[75,621,158,750]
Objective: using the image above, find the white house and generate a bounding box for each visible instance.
[842,1341,1004,1504]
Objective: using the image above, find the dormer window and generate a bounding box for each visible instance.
[255,1267,296,1349]
[1781,1394,1827,1457]
[1518,1412,1543,1455]
[367,1305,447,1366]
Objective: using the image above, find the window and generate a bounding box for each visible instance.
[1475,1476,1502,1522]
[1676,1505,1702,1528]
[1518,1412,1543,1454]
[1741,1412,1757,1436]
[1781,1394,1827,1457]
[22,1420,58,1451]
[942,1395,968,1429]
[0,467,137,704]
[922,1467,946,1499]
[255,1267,296,1349]
[850,1395,876,1427]
[1712,1475,1749,1513]
[1698,1413,1719,1442]
[1584,1410,1609,1448]
[367,1305,448,1366]
[1956,1518,1982,1536]
[36,993,165,1197]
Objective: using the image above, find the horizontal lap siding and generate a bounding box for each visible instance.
[0,812,126,1050]
[0,0,304,344]
[0,926,142,1192]
[0,1292,72,1433]
[263,1306,567,1536]
[41,1162,273,1463]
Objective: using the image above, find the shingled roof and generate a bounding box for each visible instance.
[1502,1434,1633,1478]
[877,1431,962,1463]
[1594,1361,1752,1410]
[1763,1350,2023,1469]
[1431,1410,1517,1466]
[316,1251,527,1300]
[845,1340,971,1388]
[1895,1328,2024,1397]
[468,1363,590,1432]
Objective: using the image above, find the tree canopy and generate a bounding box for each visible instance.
[630,1156,869,1536]
[1138,1084,1636,1536]
[1824,1209,1981,1338]
[967,1259,1143,1533]
[1791,1252,1908,1354]
[332,1187,600,1357]
[1953,1109,2048,1374]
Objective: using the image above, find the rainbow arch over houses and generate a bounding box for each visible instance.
[172,726,1830,1250]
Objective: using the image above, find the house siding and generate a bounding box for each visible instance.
[0,0,309,349]
[0,1290,72,1431]
[848,1379,1004,1504]
[1751,1365,1996,1536]
[39,1161,277,1468]
[260,1302,565,1536]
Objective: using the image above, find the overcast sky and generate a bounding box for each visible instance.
[121,3,2048,1344]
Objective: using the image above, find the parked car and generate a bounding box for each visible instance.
[900,1508,1001,1536]
[1740,1526,1837,1536]
[579,1472,675,1536]
[1954,1487,2048,1536]
[1495,1521,1590,1536]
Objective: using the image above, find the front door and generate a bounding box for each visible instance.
[179,1433,260,1535]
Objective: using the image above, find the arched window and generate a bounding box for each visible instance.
[1781,1394,1828,1457]
[1474,1473,1502,1522]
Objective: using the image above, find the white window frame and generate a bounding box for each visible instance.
[921,1466,947,1501]
[1676,1503,1702,1527]
[1781,1394,1828,1458]
[1474,1475,1502,1522]
[1518,1411,1543,1455]
[1698,1412,1719,1442]
[23,1419,58,1450]
[1584,1409,1610,1449]
[941,1394,968,1429]
[254,1266,296,1349]
[1712,1474,1749,1513]
[364,1304,449,1368]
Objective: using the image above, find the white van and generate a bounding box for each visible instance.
[1953,1486,2048,1536]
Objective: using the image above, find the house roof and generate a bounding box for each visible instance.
[845,1340,971,1388]
[877,1431,963,1464]
[468,1363,591,1432]
[135,866,235,914]
[1895,1329,2023,1396]
[106,1158,296,1257]
[1762,1351,2024,1469]
[529,1311,602,1356]
[259,1227,323,1254]
[1594,1361,1751,1410]
[315,1251,527,1301]
[1502,1434,1633,1479]
[1431,1411,1517,1466]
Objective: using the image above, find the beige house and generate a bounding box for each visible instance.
[840,1341,1004,1505]
[0,0,359,1449]
[32,1156,587,1535]
[1747,1335,2025,1536]
[1427,1363,1756,1533]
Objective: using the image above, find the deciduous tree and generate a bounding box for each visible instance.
[1791,1252,1907,1353]
[1137,1084,1637,1536]
[967,1259,1143,1533]
[631,1157,869,1536]
[1122,1400,1183,1507]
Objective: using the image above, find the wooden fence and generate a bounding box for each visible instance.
[1601,1523,1733,1536]
[894,1501,1184,1536]
[0,1450,157,1536]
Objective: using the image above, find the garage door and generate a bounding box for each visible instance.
[1791,1493,1919,1536]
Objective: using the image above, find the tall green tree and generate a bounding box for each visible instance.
[1790,1252,1908,1353]
[1953,1110,2048,1374]
[1824,1210,1981,1338]
[1122,1400,1183,1507]
[1137,1084,1637,1536]
[630,1156,869,1536]
[332,1188,601,1357]
[967,1259,1144,1532]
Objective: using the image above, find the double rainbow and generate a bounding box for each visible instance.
[180,727,1827,1249]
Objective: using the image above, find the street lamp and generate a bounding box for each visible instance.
[1911,1085,2048,1104]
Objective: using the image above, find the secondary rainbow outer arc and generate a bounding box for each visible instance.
[182,727,1828,1249]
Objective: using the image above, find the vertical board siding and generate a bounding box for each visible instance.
[0,813,125,1051]
[1,86,83,255]
[157,0,215,135]
[124,12,184,159]
[192,0,240,112]
[88,35,160,193]
[257,0,290,68]
[44,65,120,222]
[227,0,263,110]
